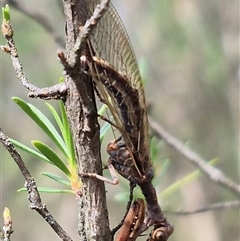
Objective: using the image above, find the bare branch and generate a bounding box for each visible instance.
[0,130,73,241]
[28,83,67,99]
[149,117,240,196]
[165,200,240,216]
[1,24,38,92]
[1,21,67,100]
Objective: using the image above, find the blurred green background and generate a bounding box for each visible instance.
[0,0,239,240]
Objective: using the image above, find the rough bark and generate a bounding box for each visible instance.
[63,1,111,240]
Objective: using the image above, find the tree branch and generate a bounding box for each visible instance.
[1,1,112,240]
[62,1,111,240]
[165,200,240,216]
[149,117,240,196]
[0,130,73,241]
[1,19,67,99]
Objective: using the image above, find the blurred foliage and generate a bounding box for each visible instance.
[0,0,239,241]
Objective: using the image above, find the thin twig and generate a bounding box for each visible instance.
[1,22,38,92]
[0,129,73,241]
[149,117,240,196]
[1,20,67,99]
[69,0,110,67]
[165,200,240,216]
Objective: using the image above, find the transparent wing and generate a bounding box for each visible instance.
[80,0,150,173]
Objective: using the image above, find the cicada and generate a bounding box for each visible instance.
[78,0,173,239]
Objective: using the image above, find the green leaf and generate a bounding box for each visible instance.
[32,140,71,177]
[2,4,10,21]
[153,159,170,186]
[100,121,111,143]
[41,172,71,186]
[10,138,51,164]
[59,101,76,168]
[150,137,161,161]
[12,97,68,158]
[159,169,201,199]
[98,104,108,116]
[46,102,64,135]
[159,159,218,199]
[45,101,76,168]
[18,187,74,194]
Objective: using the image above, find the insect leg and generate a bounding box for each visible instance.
[80,163,119,185]
[115,198,145,241]
[98,114,122,131]
[111,182,136,235]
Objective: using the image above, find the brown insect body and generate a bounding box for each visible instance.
[85,57,153,183]
[79,0,173,239]
[79,1,151,179]
[115,198,145,241]
[107,136,153,184]
[115,199,173,241]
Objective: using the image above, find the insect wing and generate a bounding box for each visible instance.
[84,1,151,177]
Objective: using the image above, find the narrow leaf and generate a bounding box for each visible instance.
[18,187,74,194]
[60,101,76,168]
[159,159,218,199]
[46,103,64,135]
[41,172,71,186]
[98,104,108,116]
[159,169,201,199]
[10,138,51,164]
[12,97,68,158]
[100,121,111,143]
[153,159,170,186]
[32,140,71,177]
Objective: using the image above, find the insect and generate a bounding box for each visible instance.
[115,198,145,241]
[146,227,172,241]
[115,199,170,241]
[78,0,173,239]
